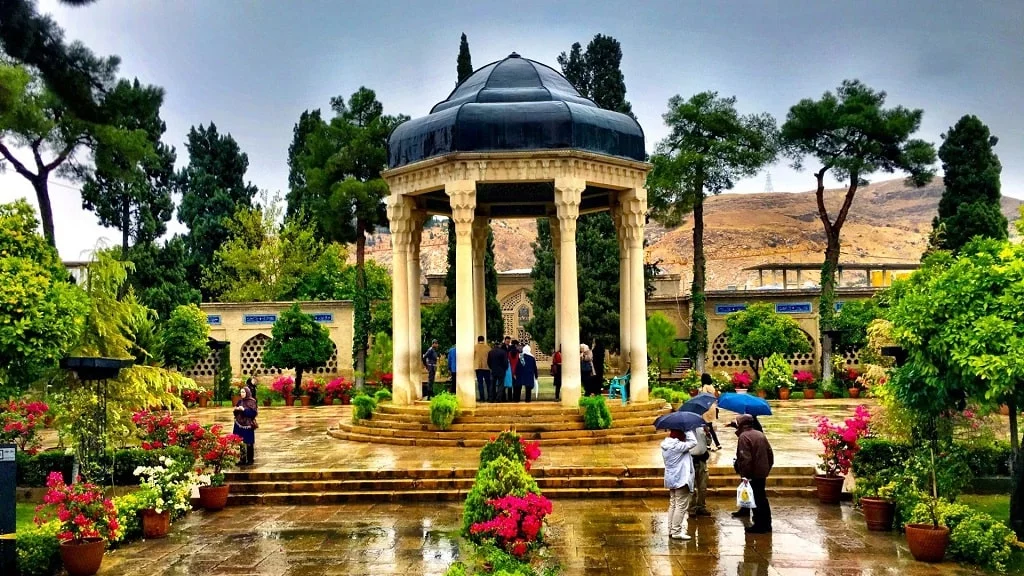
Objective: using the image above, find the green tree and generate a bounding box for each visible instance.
[647,92,779,372]
[724,302,810,378]
[457,33,473,84]
[262,303,334,395]
[884,238,1024,537]
[557,34,632,115]
[293,88,408,384]
[930,115,1006,253]
[367,331,393,380]
[124,236,200,320]
[780,80,936,380]
[175,123,258,298]
[647,313,685,378]
[159,304,210,371]
[0,200,88,396]
[525,219,556,353]
[80,78,175,252]
[285,108,322,222]
[830,299,880,353]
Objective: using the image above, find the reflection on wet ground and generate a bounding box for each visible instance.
[97,499,983,576]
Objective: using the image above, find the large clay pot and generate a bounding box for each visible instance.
[198,484,230,511]
[141,509,170,539]
[1001,404,1010,416]
[300,395,311,407]
[284,395,295,406]
[860,498,896,531]
[848,388,861,399]
[823,390,834,399]
[905,523,950,563]
[814,474,845,504]
[689,389,699,398]
[778,388,791,400]
[59,538,106,576]
[198,396,209,408]
[756,389,767,399]
[803,389,817,399]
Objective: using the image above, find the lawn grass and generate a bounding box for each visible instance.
[16,502,36,532]
[959,494,1009,525]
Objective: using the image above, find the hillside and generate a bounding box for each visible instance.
[361,178,1021,292]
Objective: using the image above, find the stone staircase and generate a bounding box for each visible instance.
[327,400,673,447]
[224,465,817,505]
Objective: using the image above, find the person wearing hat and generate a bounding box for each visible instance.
[727,414,774,533]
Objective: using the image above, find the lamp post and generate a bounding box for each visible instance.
[59,357,133,483]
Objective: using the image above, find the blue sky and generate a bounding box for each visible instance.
[2,0,1022,259]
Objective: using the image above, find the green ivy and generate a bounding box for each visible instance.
[429,393,460,430]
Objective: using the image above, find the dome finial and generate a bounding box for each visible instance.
[508,52,521,58]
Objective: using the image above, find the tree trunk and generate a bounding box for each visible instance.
[691,186,707,374]
[294,368,303,397]
[32,177,56,247]
[1010,398,1023,538]
[820,233,841,382]
[354,220,368,388]
[121,193,131,254]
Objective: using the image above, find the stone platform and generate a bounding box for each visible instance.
[328,400,672,447]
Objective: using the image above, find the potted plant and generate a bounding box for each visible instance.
[188,424,243,511]
[34,472,120,576]
[133,455,196,539]
[838,367,861,398]
[303,377,325,406]
[271,375,295,406]
[820,377,841,399]
[198,389,211,408]
[326,377,353,405]
[856,480,897,531]
[731,371,752,393]
[904,448,951,562]
[810,405,870,504]
[795,371,816,399]
[230,378,246,405]
[757,353,792,400]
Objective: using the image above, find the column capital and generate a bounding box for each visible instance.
[410,209,428,247]
[387,195,415,245]
[554,177,585,235]
[619,188,647,245]
[471,217,489,251]
[446,180,477,237]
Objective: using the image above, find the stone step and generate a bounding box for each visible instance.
[227,486,817,505]
[227,474,814,495]
[337,422,663,441]
[327,429,668,447]
[358,414,661,431]
[377,401,668,417]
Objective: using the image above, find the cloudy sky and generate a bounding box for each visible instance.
[3,0,1023,259]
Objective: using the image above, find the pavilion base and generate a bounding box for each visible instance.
[329,400,670,447]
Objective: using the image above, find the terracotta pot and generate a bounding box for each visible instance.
[59,538,106,576]
[263,399,272,407]
[141,509,170,539]
[803,389,817,399]
[823,390,834,399]
[341,395,351,405]
[905,523,950,563]
[689,389,699,398]
[1000,404,1010,416]
[860,498,895,531]
[756,390,767,398]
[198,484,230,511]
[300,395,311,407]
[848,388,861,399]
[778,388,791,400]
[284,395,295,407]
[814,474,845,504]
[198,396,208,408]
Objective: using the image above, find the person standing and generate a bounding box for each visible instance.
[700,373,723,451]
[487,341,509,403]
[728,414,774,533]
[661,428,697,540]
[422,340,439,399]
[551,346,562,402]
[474,336,491,402]
[687,424,712,517]
[580,344,595,395]
[592,340,606,394]
[447,344,457,394]
[245,376,258,400]
[508,340,521,401]
[518,345,539,403]
[233,386,258,466]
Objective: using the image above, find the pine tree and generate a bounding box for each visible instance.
[931,114,1006,253]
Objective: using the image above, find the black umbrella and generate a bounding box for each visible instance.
[679,393,717,415]
[654,411,706,432]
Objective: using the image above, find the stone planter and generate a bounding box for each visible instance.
[814,474,845,504]
[848,388,861,399]
[59,538,106,576]
[803,389,817,399]
[905,523,949,563]
[141,509,170,539]
[860,498,895,531]
[778,388,791,400]
[198,484,230,511]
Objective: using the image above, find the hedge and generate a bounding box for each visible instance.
[16,446,195,487]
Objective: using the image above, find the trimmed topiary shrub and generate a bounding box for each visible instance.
[352,393,377,423]
[650,387,674,402]
[579,395,613,430]
[429,392,460,430]
[462,456,540,537]
[373,388,392,403]
[479,431,527,469]
[16,521,61,576]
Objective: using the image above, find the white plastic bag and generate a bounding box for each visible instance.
[736,479,756,509]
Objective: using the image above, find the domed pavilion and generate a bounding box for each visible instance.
[382,53,652,408]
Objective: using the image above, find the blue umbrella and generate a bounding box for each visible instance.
[679,393,717,415]
[654,411,706,432]
[716,392,772,416]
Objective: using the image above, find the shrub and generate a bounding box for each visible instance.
[579,396,612,430]
[16,521,60,576]
[469,493,553,558]
[112,491,147,544]
[0,400,49,453]
[811,405,870,476]
[326,377,353,401]
[962,440,1011,477]
[480,431,527,469]
[430,393,460,430]
[463,456,540,537]
[730,371,752,388]
[16,450,73,487]
[373,388,392,403]
[650,387,674,402]
[100,446,195,486]
[908,499,1017,573]
[352,393,377,422]
[758,353,793,393]
[271,375,295,398]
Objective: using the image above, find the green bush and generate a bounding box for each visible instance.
[16,521,60,576]
[757,353,792,394]
[462,455,539,537]
[478,431,526,470]
[962,440,1011,477]
[579,396,612,430]
[16,450,73,487]
[429,393,460,430]
[909,499,1017,572]
[352,393,377,422]
[373,388,392,403]
[650,387,674,402]
[448,543,560,576]
[16,446,194,487]
[112,491,148,545]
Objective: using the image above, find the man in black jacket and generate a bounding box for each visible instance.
[486,342,509,403]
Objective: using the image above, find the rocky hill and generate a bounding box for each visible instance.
[361,178,1021,291]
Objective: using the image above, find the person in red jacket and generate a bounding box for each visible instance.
[728,414,774,533]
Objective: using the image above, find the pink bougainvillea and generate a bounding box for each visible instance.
[794,371,816,387]
[469,493,552,557]
[0,400,49,454]
[271,376,295,397]
[35,472,120,544]
[731,372,753,388]
[811,405,870,476]
[519,437,541,471]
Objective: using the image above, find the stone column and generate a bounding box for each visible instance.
[622,188,649,402]
[549,216,561,354]
[554,178,584,407]
[386,195,414,405]
[408,209,427,399]
[472,218,489,342]
[447,180,477,408]
[613,205,631,371]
